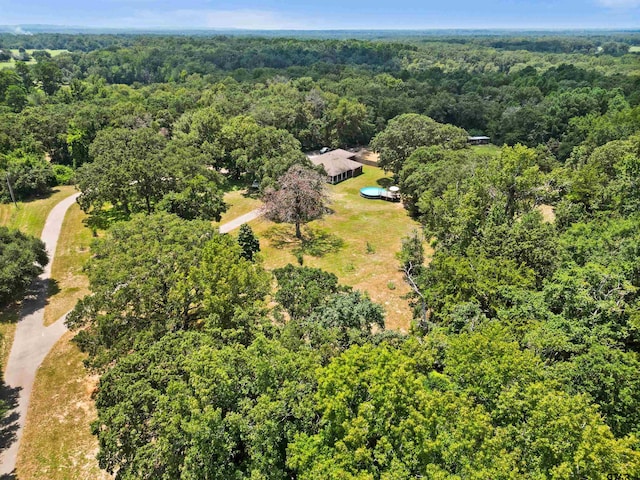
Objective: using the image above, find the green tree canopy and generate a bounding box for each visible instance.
[0,226,48,307]
[219,115,308,185]
[93,332,320,480]
[77,127,169,215]
[371,113,468,175]
[273,264,347,320]
[0,150,56,202]
[76,127,226,221]
[237,223,260,261]
[32,60,62,96]
[67,213,270,367]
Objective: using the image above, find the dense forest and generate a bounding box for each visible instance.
[2,31,640,478]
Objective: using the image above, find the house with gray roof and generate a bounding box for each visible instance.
[310,149,363,184]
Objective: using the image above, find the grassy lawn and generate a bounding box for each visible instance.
[471,143,502,156]
[0,186,78,374]
[36,49,69,57]
[14,192,103,478]
[215,189,262,226]
[16,332,109,480]
[0,186,77,238]
[43,203,93,326]
[246,166,425,331]
[0,305,20,371]
[629,46,640,53]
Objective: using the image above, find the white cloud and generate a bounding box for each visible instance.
[596,0,640,8]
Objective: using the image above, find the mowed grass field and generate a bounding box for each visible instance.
[629,46,640,53]
[239,166,425,331]
[471,143,502,155]
[215,189,262,226]
[16,333,110,480]
[0,49,68,69]
[0,186,77,237]
[43,203,93,326]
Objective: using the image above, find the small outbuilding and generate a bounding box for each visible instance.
[468,136,491,145]
[310,149,363,184]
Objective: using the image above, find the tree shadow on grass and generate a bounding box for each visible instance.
[45,278,60,298]
[83,208,130,234]
[5,187,62,206]
[242,189,261,200]
[376,177,395,189]
[221,176,248,193]
[0,303,20,326]
[264,224,344,257]
[0,382,22,456]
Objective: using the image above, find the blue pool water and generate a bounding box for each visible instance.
[360,186,384,198]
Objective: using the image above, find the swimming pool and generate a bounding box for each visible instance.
[360,186,384,199]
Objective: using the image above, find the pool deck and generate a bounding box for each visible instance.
[379,191,400,202]
[360,186,400,202]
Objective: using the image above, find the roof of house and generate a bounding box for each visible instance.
[468,136,491,140]
[310,149,362,177]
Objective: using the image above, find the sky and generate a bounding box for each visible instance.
[0,0,639,30]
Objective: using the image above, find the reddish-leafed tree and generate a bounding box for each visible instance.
[262,164,329,239]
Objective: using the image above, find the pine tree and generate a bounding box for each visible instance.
[237,223,260,261]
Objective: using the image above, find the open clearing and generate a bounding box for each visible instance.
[471,143,502,156]
[0,49,68,69]
[630,46,640,53]
[43,203,92,326]
[0,186,77,238]
[16,332,109,480]
[245,166,426,331]
[215,189,262,227]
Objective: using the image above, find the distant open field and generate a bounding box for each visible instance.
[471,143,502,156]
[0,48,68,69]
[630,46,640,53]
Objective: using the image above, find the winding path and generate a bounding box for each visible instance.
[218,208,262,234]
[0,193,80,477]
[0,197,259,476]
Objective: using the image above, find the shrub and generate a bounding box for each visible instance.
[53,164,75,185]
[0,151,56,202]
